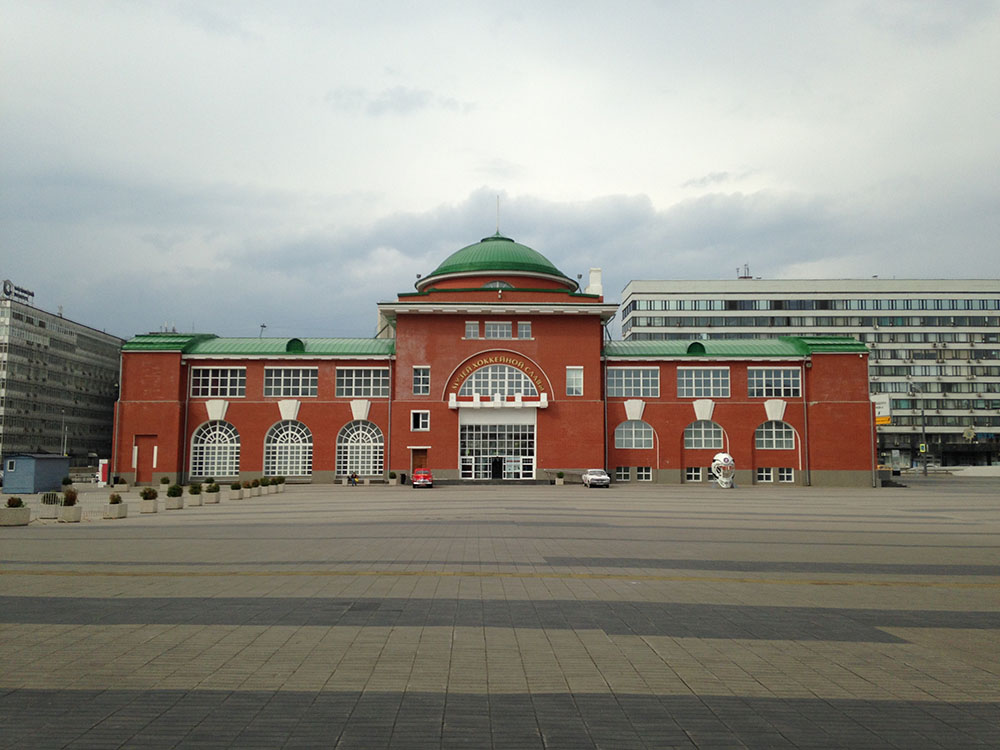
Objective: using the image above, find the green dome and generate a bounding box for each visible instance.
[417,233,576,291]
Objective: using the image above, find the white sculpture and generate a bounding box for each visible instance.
[710,452,736,488]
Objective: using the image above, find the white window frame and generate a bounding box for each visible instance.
[517,321,532,339]
[685,467,703,482]
[747,367,801,398]
[412,366,430,396]
[484,321,512,339]
[755,421,796,450]
[335,368,390,398]
[566,366,583,396]
[190,367,246,398]
[615,420,654,449]
[465,321,480,339]
[607,367,660,398]
[636,466,652,481]
[264,367,318,398]
[263,420,313,477]
[6,459,14,472]
[757,467,774,483]
[615,466,630,482]
[677,367,730,399]
[684,420,724,449]
[778,467,795,483]
[410,410,430,431]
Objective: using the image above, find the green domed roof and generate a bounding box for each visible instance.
[417,233,576,291]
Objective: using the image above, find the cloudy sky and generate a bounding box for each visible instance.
[2,1,998,341]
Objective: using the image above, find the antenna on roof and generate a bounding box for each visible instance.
[259,323,267,338]
[496,194,500,233]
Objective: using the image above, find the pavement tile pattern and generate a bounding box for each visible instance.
[1,477,998,748]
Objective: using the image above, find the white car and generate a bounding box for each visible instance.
[581,468,611,488]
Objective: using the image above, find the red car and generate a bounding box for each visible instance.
[411,469,433,488]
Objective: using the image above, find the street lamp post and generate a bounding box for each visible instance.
[61,408,67,456]
[910,385,928,476]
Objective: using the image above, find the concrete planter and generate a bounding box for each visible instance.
[165,496,184,510]
[204,491,221,504]
[277,484,285,493]
[555,477,565,486]
[103,503,128,519]
[229,489,243,500]
[141,498,158,513]
[388,477,398,486]
[251,486,261,497]
[0,506,31,526]
[39,503,59,519]
[187,494,203,507]
[58,506,82,523]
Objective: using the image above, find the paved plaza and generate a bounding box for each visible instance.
[1,477,999,749]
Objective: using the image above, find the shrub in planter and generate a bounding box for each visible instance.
[165,484,184,510]
[251,479,260,487]
[160,476,171,486]
[1,497,30,526]
[204,482,221,504]
[187,482,203,506]
[275,476,286,492]
[104,492,127,519]
[260,477,270,487]
[62,476,73,486]
[139,486,159,513]
[58,488,82,523]
[230,481,243,500]
[250,478,261,496]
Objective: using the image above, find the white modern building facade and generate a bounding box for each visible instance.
[621,279,1000,468]
[0,292,123,465]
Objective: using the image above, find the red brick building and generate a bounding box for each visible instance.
[113,234,876,486]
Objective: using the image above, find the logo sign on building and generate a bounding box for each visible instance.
[1,279,35,304]
[871,393,891,425]
[449,354,547,393]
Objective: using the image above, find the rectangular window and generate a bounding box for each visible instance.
[636,466,652,481]
[517,321,532,339]
[747,368,801,398]
[5,459,13,472]
[566,366,583,396]
[264,367,318,397]
[677,367,730,398]
[410,410,429,431]
[335,368,390,398]
[412,366,430,396]
[465,321,480,339]
[615,466,630,482]
[607,367,660,397]
[757,467,774,483]
[778,467,795,483]
[191,367,246,398]
[485,321,512,339]
[685,467,702,482]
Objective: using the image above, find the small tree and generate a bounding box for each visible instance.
[139,487,158,500]
[166,484,183,498]
[188,483,202,495]
[61,476,73,486]
[6,497,24,508]
[62,487,79,506]
[108,493,122,504]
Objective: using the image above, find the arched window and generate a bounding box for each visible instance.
[336,420,384,477]
[482,280,514,289]
[755,421,796,450]
[614,420,654,449]
[264,420,313,476]
[458,365,539,397]
[684,420,723,450]
[190,421,240,478]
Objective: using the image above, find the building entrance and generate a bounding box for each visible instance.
[458,422,536,480]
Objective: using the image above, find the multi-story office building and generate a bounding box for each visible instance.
[0,285,124,465]
[621,279,1000,467]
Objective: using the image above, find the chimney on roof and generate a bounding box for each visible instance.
[584,268,602,296]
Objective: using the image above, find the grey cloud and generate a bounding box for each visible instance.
[325,86,475,116]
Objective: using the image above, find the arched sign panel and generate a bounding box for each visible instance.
[448,352,550,395]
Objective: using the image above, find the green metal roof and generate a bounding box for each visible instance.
[603,336,867,358]
[124,334,394,357]
[419,233,576,290]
